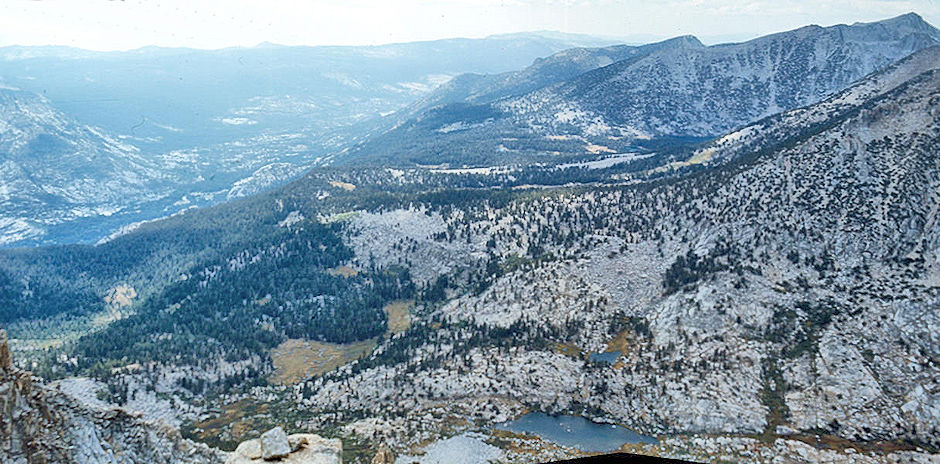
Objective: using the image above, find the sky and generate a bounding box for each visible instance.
[0,0,937,51]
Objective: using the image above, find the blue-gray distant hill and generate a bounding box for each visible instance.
[0,32,618,151]
[0,32,617,247]
[338,13,940,167]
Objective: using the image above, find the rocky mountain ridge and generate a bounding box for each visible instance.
[647,45,940,173]
[502,12,940,139]
[339,13,940,167]
[413,35,705,110]
[0,329,226,463]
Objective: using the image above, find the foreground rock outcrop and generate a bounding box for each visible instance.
[227,427,341,464]
[0,329,226,464]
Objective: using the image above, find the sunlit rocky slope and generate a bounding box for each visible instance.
[1,16,938,464]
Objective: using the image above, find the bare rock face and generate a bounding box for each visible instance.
[227,430,341,464]
[234,440,263,460]
[288,435,309,452]
[261,427,291,460]
[371,444,394,464]
[0,329,226,464]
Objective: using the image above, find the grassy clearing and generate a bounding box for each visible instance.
[606,328,633,352]
[8,305,133,354]
[585,143,615,154]
[552,342,584,359]
[328,265,359,278]
[385,300,413,335]
[187,399,269,450]
[270,338,376,385]
[268,300,411,385]
[655,147,716,173]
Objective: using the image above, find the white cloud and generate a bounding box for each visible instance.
[218,117,258,126]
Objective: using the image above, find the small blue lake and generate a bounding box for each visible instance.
[589,350,621,364]
[494,412,657,452]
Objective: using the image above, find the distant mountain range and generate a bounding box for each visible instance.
[409,36,700,110]
[339,13,940,166]
[0,32,617,247]
[0,32,618,150]
[4,17,937,246]
[508,12,940,138]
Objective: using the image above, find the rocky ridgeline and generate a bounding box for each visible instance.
[0,328,225,463]
[1,328,345,463]
[340,14,940,167]
[504,13,940,139]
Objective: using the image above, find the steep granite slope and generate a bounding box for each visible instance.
[505,12,940,138]
[0,329,225,463]
[651,45,940,172]
[0,89,176,246]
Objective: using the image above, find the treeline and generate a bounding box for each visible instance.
[311,316,568,394]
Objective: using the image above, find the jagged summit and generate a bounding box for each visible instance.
[777,12,937,37]
[859,12,936,31]
[516,12,940,138]
[658,34,705,48]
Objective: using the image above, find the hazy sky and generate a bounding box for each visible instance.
[0,0,937,50]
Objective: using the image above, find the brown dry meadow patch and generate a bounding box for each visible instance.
[552,341,584,359]
[385,300,413,335]
[270,338,376,385]
[327,265,359,277]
